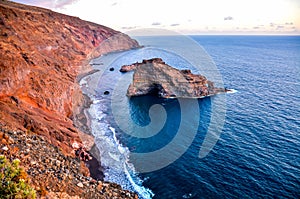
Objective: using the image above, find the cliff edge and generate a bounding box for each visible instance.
[0,1,139,197]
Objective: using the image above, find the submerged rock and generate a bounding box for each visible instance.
[120,58,226,98]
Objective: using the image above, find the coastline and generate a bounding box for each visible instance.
[76,49,158,199]
[72,49,138,182]
[0,1,140,197]
[72,86,104,180]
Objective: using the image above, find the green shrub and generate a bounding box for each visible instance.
[0,155,36,199]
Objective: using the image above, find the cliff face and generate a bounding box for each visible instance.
[0,0,139,154]
[120,58,226,98]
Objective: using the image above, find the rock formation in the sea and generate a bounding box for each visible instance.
[0,0,139,154]
[120,58,226,98]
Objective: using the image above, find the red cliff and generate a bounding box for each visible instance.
[0,0,139,154]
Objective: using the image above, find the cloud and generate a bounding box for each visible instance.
[54,0,79,8]
[121,26,138,30]
[276,25,285,29]
[224,16,233,21]
[111,2,118,6]
[15,0,51,8]
[170,23,180,27]
[268,22,297,32]
[152,22,161,26]
[285,22,294,25]
[16,0,79,9]
[271,22,294,28]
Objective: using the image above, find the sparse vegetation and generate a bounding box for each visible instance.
[0,155,36,199]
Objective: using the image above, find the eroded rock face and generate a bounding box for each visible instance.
[0,0,139,154]
[120,58,226,98]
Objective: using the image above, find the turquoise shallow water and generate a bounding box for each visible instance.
[86,35,300,198]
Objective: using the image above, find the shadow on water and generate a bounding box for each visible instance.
[125,95,212,157]
[123,95,214,198]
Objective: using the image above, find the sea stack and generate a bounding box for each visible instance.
[120,58,226,98]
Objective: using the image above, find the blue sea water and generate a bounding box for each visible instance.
[84,35,300,199]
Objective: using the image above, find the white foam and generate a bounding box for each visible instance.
[226,88,238,94]
[108,151,120,161]
[182,193,195,198]
[88,100,154,199]
[109,126,154,198]
[79,78,87,86]
[124,162,155,198]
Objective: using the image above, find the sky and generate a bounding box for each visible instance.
[12,0,300,35]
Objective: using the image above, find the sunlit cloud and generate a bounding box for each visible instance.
[17,0,79,9]
[11,0,300,35]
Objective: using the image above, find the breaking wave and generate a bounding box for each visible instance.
[88,97,154,199]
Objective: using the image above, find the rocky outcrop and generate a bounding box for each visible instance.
[120,58,226,98]
[0,0,139,154]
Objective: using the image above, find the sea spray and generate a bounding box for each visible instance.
[226,89,238,94]
[88,96,154,199]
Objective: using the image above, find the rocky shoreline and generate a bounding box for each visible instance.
[0,0,139,198]
[0,126,137,198]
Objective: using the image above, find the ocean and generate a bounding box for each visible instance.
[81,35,300,198]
